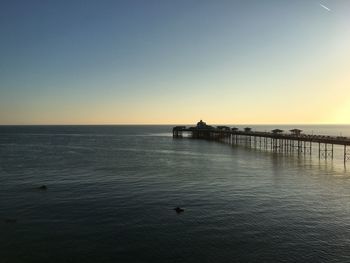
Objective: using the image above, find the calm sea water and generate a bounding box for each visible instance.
[1,125,350,262]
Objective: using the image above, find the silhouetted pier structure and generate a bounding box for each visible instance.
[173,120,350,163]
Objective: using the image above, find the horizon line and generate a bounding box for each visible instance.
[1,123,350,126]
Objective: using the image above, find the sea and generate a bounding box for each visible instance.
[1,125,350,263]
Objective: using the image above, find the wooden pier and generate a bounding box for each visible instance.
[173,121,350,163]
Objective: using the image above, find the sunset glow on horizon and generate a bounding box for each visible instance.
[1,0,350,125]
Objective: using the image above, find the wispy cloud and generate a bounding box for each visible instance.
[320,3,331,11]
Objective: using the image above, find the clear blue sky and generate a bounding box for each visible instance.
[1,0,349,124]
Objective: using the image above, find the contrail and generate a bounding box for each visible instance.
[320,3,331,11]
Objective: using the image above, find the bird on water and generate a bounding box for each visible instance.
[38,185,47,190]
[174,207,184,213]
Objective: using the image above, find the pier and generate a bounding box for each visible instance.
[173,120,350,163]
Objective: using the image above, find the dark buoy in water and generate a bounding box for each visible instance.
[174,207,184,213]
[4,219,17,224]
[38,185,47,190]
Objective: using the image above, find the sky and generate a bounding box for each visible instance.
[0,0,350,125]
